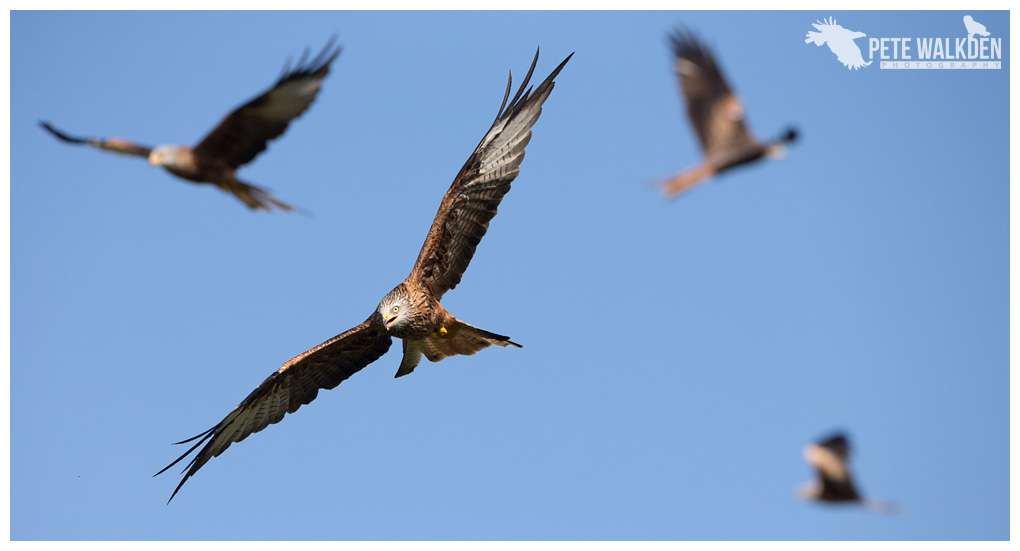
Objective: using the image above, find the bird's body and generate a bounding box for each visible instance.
[376,281,517,378]
[799,433,898,514]
[145,144,287,210]
[148,146,200,180]
[156,50,570,503]
[662,29,797,198]
[963,15,990,39]
[41,39,340,211]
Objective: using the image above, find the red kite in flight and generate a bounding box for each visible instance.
[41,39,340,211]
[663,29,797,198]
[799,432,899,514]
[155,50,571,503]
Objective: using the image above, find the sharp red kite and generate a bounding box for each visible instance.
[662,29,797,198]
[799,432,898,514]
[155,50,571,503]
[40,39,340,211]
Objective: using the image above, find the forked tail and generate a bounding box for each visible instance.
[395,320,522,378]
[221,178,296,212]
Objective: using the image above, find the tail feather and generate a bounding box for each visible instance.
[393,320,521,378]
[662,163,714,198]
[395,340,424,378]
[423,321,521,362]
[220,178,296,212]
[861,497,900,515]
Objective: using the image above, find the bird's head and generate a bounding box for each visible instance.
[148,145,185,167]
[148,146,166,166]
[377,285,411,331]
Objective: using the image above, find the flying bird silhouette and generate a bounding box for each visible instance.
[805,17,872,70]
[40,38,341,212]
[661,29,797,198]
[798,432,899,515]
[155,50,572,503]
[963,15,990,39]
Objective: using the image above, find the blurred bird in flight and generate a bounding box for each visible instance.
[662,28,797,199]
[41,38,341,211]
[798,432,899,515]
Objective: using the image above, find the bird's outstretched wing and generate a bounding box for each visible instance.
[192,38,341,170]
[408,50,571,300]
[40,121,153,158]
[155,318,391,503]
[669,29,757,162]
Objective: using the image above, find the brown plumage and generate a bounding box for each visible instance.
[40,38,340,211]
[156,50,571,503]
[799,433,898,514]
[662,28,797,198]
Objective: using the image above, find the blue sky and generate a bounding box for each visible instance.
[10,10,1009,540]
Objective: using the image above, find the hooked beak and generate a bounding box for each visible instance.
[148,153,161,166]
[381,312,396,327]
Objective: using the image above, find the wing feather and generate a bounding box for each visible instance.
[155,317,391,503]
[39,121,153,158]
[192,38,341,170]
[669,29,757,162]
[408,50,571,299]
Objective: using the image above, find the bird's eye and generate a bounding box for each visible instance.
[391,306,399,314]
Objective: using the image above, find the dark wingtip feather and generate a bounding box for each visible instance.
[311,34,341,70]
[668,27,720,72]
[154,430,211,478]
[153,427,218,504]
[490,49,571,126]
[166,474,191,505]
[502,50,572,120]
[506,48,541,110]
[543,51,573,85]
[39,121,83,143]
[668,27,699,57]
[494,68,514,123]
[276,37,342,85]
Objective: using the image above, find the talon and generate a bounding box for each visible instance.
[438,326,448,337]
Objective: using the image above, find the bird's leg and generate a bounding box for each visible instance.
[431,303,456,339]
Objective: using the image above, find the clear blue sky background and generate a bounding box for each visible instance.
[10,10,1009,540]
